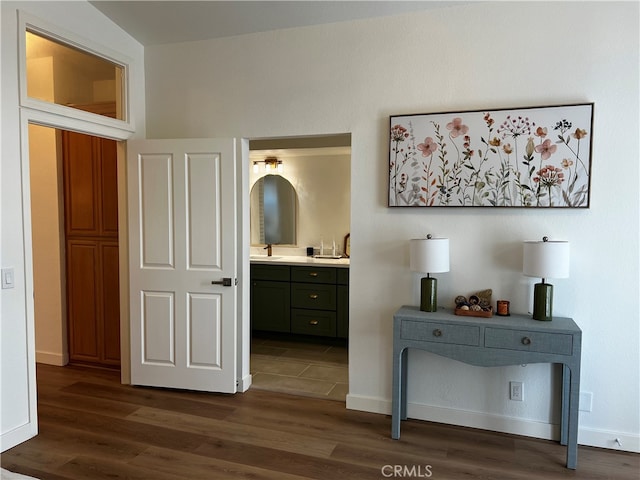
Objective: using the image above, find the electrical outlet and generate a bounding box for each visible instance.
[510,381,524,401]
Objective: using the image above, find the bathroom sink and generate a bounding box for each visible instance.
[250,255,282,260]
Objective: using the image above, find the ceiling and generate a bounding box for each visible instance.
[89,1,460,46]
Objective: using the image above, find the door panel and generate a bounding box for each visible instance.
[129,139,237,393]
[188,293,221,368]
[101,243,120,364]
[186,153,220,269]
[100,140,119,235]
[65,132,99,235]
[139,154,174,268]
[67,241,99,359]
[141,291,175,365]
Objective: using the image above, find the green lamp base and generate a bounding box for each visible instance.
[420,277,437,312]
[533,282,553,321]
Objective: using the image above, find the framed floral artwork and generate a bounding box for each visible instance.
[388,103,593,207]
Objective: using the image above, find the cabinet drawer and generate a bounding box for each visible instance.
[485,328,573,355]
[401,320,480,346]
[291,283,336,310]
[291,309,336,337]
[251,264,290,282]
[291,266,336,284]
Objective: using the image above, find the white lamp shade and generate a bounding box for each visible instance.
[523,240,570,279]
[410,238,450,273]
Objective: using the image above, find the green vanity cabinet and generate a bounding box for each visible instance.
[250,262,349,339]
[291,267,337,337]
[250,264,291,333]
[337,268,349,338]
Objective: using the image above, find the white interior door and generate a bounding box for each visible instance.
[127,138,237,393]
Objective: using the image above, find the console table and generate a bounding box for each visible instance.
[391,306,582,469]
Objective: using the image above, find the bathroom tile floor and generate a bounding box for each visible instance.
[250,336,348,402]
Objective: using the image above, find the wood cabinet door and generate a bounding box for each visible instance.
[63,132,120,367]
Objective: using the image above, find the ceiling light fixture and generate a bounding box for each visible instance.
[253,157,283,174]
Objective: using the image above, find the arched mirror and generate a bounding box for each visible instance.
[250,175,297,245]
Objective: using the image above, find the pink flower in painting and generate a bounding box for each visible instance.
[561,158,573,169]
[535,139,557,160]
[390,124,409,143]
[446,117,469,138]
[534,165,565,188]
[417,137,438,157]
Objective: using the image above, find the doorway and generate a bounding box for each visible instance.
[29,124,120,370]
[248,135,351,401]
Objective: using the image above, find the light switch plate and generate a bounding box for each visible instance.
[2,268,15,289]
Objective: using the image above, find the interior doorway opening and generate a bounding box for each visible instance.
[248,134,351,401]
[28,123,121,371]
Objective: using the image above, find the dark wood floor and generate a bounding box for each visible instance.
[2,364,638,480]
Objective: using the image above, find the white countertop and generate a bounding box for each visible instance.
[250,255,349,267]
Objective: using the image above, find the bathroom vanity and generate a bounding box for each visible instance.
[250,257,349,339]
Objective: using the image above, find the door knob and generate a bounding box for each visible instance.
[211,277,235,287]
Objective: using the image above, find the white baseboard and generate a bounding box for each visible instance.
[346,394,640,453]
[35,351,68,366]
[237,373,252,392]
[1,421,38,453]
[578,426,640,453]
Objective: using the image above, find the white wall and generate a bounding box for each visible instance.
[144,2,639,451]
[249,149,351,256]
[29,124,67,366]
[1,0,145,451]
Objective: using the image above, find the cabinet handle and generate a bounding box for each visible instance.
[521,336,531,345]
[309,320,319,326]
[309,294,319,299]
[433,329,443,337]
[309,272,319,277]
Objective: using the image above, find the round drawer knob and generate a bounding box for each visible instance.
[521,337,532,345]
[433,329,443,337]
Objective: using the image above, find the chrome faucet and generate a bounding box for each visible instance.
[264,244,272,257]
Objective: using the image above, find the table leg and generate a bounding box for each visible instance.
[561,364,569,446]
[566,364,580,469]
[391,346,406,439]
[401,348,408,420]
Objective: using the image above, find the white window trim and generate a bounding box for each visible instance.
[18,11,135,140]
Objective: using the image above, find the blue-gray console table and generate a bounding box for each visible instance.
[392,306,582,469]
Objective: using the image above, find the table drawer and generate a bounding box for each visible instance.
[291,283,336,310]
[291,266,336,284]
[401,320,480,346]
[291,309,336,336]
[485,328,573,355]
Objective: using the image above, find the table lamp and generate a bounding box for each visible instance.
[410,235,450,312]
[523,236,570,321]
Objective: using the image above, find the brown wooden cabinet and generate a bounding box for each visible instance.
[62,130,120,367]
